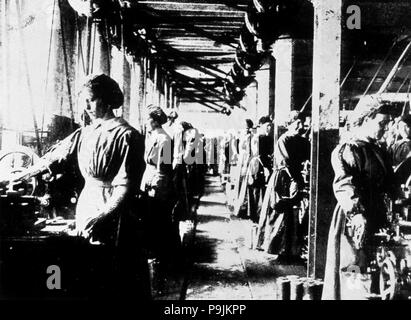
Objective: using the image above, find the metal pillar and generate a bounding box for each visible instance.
[308,0,342,279]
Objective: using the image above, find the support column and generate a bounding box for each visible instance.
[308,0,342,279]
[255,62,270,119]
[89,19,111,75]
[168,83,174,109]
[272,39,313,127]
[129,57,146,131]
[0,0,9,149]
[243,81,258,122]
[110,47,131,121]
[121,55,131,121]
[271,38,313,163]
[164,78,169,109]
[153,64,160,107]
[173,88,178,110]
[272,39,293,126]
[268,55,276,118]
[145,59,154,107]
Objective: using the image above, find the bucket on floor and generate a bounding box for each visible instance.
[245,223,257,249]
[250,223,259,250]
[276,277,291,300]
[287,276,304,300]
[302,280,316,300]
[302,279,323,300]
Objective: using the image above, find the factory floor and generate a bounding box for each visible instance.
[157,175,307,300]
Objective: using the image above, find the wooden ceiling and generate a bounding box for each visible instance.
[126,0,317,111]
[128,0,411,111]
[133,0,248,110]
[127,0,251,108]
[66,0,411,111]
[117,0,411,110]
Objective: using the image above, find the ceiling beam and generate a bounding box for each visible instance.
[136,6,241,48]
[129,0,251,11]
[145,14,245,23]
[173,71,227,99]
[135,1,248,12]
[179,91,223,112]
[155,22,244,29]
[179,88,226,110]
[161,38,236,49]
[154,40,229,78]
[173,71,245,110]
[180,88,227,101]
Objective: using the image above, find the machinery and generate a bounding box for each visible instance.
[366,157,411,300]
[0,146,48,235]
[0,146,79,236]
[368,216,411,300]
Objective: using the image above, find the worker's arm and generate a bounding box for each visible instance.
[10,129,82,184]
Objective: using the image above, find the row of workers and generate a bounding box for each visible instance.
[3,74,206,298]
[221,96,411,299]
[219,112,311,263]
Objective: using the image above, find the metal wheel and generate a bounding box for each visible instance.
[0,148,39,196]
[379,251,398,300]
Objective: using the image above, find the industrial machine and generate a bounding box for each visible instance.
[0,146,90,298]
[366,157,411,300]
[0,146,49,235]
[0,146,79,236]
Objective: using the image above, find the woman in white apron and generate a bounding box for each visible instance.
[12,74,148,298]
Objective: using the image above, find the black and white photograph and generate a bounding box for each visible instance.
[0,0,411,308]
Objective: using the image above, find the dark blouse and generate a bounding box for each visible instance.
[45,117,145,190]
[275,132,310,186]
[331,138,396,232]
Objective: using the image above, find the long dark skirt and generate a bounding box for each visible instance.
[322,205,378,300]
[256,167,306,256]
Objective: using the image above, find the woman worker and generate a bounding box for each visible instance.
[140,105,180,292]
[322,96,397,300]
[10,74,148,298]
[256,111,310,262]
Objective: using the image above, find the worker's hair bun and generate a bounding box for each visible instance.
[146,105,168,125]
[82,74,124,109]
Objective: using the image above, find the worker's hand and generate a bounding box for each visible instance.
[84,214,103,232]
[78,228,91,239]
[351,214,367,250]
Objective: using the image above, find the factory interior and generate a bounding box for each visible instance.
[2,0,411,301]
